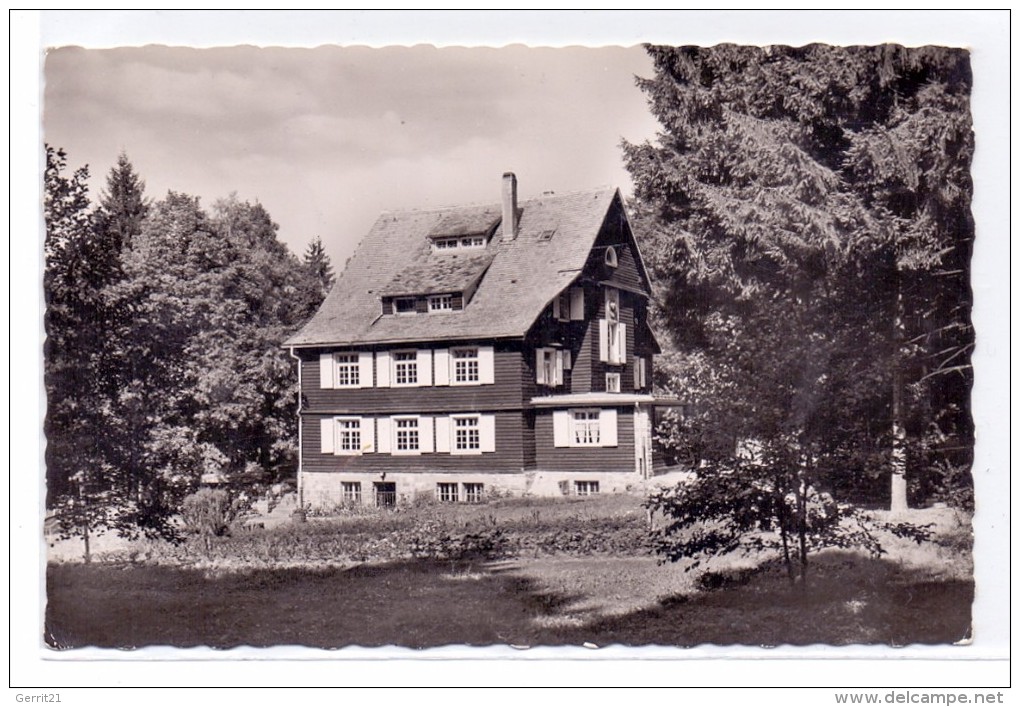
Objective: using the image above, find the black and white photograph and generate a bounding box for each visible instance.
[12,9,1010,695]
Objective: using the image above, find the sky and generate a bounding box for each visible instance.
[43,43,660,268]
[14,9,1012,690]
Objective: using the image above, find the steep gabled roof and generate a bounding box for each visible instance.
[285,187,621,348]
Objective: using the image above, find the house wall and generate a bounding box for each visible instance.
[300,343,530,411]
[301,468,645,508]
[303,410,526,473]
[533,407,636,474]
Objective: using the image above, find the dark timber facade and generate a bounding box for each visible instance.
[285,173,677,508]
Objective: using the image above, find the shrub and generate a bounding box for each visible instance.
[181,489,243,553]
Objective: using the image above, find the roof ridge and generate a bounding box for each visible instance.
[376,185,616,217]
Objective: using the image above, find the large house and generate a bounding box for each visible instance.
[284,173,680,509]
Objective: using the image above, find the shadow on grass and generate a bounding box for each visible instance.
[550,551,973,648]
[45,559,581,650]
[45,549,972,650]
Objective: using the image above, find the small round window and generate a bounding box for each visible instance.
[604,245,618,267]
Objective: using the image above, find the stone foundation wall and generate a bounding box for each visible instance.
[299,469,646,509]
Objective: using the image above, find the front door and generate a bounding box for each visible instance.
[374,482,396,508]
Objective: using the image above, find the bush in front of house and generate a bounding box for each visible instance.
[181,488,245,553]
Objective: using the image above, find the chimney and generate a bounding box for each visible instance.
[501,172,518,239]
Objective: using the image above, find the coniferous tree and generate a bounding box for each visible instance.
[624,44,973,511]
[303,236,335,297]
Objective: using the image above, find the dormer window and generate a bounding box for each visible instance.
[428,294,453,312]
[394,297,416,314]
[432,236,487,252]
[605,246,619,268]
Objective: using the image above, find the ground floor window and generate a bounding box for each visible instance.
[574,480,600,496]
[463,483,484,503]
[454,415,480,451]
[337,418,362,453]
[374,482,396,507]
[572,409,601,446]
[341,481,362,503]
[436,482,459,503]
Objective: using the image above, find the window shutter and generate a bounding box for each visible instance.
[320,418,335,454]
[417,349,433,387]
[376,351,391,387]
[554,350,564,386]
[570,287,585,321]
[434,349,451,386]
[360,417,375,453]
[563,350,572,370]
[480,415,496,453]
[377,417,392,453]
[553,410,570,448]
[418,416,435,453]
[619,322,627,363]
[633,356,641,389]
[435,416,451,453]
[552,295,561,321]
[598,320,608,362]
[536,348,546,385]
[601,408,618,447]
[478,346,495,384]
[358,352,373,389]
[319,353,335,389]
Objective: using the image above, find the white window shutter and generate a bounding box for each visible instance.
[552,296,561,320]
[319,353,335,389]
[599,320,608,362]
[480,415,496,453]
[536,348,546,385]
[434,349,451,386]
[360,417,375,453]
[320,418,335,454]
[377,417,392,453]
[478,346,495,384]
[601,408,618,447]
[376,351,391,387]
[554,350,564,386]
[633,356,641,389]
[619,323,627,363]
[570,286,585,321]
[563,350,572,370]
[435,416,451,453]
[417,349,433,387]
[358,352,373,388]
[553,410,570,448]
[419,416,435,453]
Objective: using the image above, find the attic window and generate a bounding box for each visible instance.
[605,246,619,268]
[538,229,556,242]
[394,297,416,314]
[432,235,488,252]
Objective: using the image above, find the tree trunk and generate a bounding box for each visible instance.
[890,287,909,512]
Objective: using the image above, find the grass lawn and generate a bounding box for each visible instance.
[45,504,972,649]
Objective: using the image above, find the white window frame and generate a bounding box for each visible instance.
[428,294,454,312]
[452,415,481,454]
[536,347,565,387]
[451,347,480,384]
[392,350,419,387]
[393,416,421,455]
[571,409,601,447]
[575,480,600,496]
[436,482,459,503]
[553,408,618,448]
[322,417,374,456]
[333,353,360,388]
[605,372,621,393]
[463,483,485,503]
[341,481,362,504]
